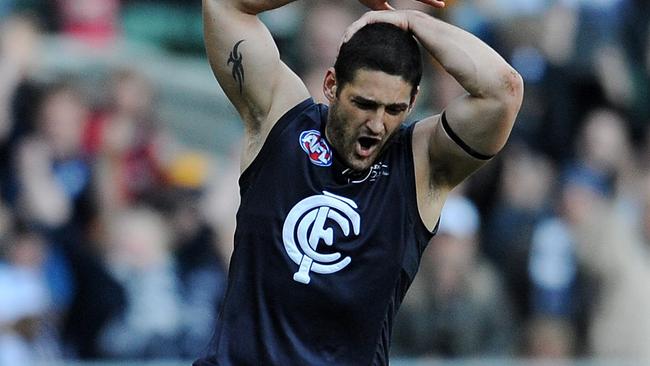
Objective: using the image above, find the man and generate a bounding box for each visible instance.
[197,0,523,365]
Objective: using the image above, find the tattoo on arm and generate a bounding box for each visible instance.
[227,40,245,94]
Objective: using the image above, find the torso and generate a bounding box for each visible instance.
[195,99,435,366]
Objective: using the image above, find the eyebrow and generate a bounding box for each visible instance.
[351,96,409,111]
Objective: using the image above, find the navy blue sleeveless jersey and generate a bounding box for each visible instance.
[194,98,435,366]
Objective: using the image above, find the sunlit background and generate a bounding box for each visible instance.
[1,0,649,365]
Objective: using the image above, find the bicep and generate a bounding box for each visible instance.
[425,112,487,189]
[425,84,521,187]
[203,0,309,130]
[443,92,516,158]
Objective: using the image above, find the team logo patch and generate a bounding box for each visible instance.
[299,130,332,166]
[282,191,361,284]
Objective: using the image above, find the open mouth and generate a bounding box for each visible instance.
[356,137,380,157]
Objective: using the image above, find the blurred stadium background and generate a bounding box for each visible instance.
[1,0,649,365]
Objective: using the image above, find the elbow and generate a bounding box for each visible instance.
[203,0,261,15]
[499,67,524,116]
[487,68,524,152]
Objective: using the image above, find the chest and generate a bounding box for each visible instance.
[237,133,417,287]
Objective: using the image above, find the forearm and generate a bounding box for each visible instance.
[16,140,72,227]
[408,11,520,102]
[18,164,72,227]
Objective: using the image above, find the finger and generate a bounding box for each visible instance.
[371,1,394,10]
[418,0,446,8]
[341,16,371,43]
[342,23,363,43]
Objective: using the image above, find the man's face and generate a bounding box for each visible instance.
[324,68,415,172]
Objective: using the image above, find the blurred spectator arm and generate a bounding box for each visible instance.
[16,139,72,227]
[0,15,38,144]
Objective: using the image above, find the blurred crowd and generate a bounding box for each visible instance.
[1,0,650,364]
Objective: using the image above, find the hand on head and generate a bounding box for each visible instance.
[345,0,445,43]
[342,10,410,44]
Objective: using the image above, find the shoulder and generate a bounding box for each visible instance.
[280,98,322,127]
[240,98,321,173]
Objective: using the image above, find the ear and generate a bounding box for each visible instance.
[323,67,338,103]
[407,85,420,114]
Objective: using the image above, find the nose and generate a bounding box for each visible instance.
[365,109,385,135]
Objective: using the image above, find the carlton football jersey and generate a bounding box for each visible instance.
[194,98,435,366]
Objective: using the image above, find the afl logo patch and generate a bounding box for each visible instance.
[299,130,332,167]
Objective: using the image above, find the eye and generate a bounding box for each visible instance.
[353,100,377,110]
[385,106,406,116]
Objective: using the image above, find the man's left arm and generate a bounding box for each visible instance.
[407,11,524,188]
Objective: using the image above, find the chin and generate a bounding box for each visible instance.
[345,155,376,172]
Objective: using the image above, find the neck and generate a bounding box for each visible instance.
[330,149,369,184]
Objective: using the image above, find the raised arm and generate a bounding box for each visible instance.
[407,11,524,187]
[202,0,309,169]
[0,15,39,144]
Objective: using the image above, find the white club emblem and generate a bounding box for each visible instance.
[282,191,361,284]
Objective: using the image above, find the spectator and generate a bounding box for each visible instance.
[55,0,120,47]
[94,206,180,358]
[484,143,555,319]
[393,194,516,357]
[527,162,613,355]
[572,183,650,360]
[160,152,228,355]
[571,107,638,224]
[94,205,221,359]
[0,14,39,144]
[0,225,61,366]
[0,263,50,366]
[88,68,168,212]
[14,82,92,231]
[0,13,41,204]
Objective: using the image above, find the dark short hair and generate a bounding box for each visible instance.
[334,23,422,98]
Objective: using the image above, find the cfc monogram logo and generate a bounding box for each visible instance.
[282,191,361,284]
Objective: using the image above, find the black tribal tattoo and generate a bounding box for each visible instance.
[228,40,245,94]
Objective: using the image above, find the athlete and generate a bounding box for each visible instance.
[196,0,523,364]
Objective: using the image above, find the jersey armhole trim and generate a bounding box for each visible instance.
[239,98,315,187]
[441,111,494,161]
[404,122,438,238]
[431,217,440,236]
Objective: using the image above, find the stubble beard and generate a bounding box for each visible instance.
[326,101,396,173]
[327,101,368,172]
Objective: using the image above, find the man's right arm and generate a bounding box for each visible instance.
[203,0,309,168]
